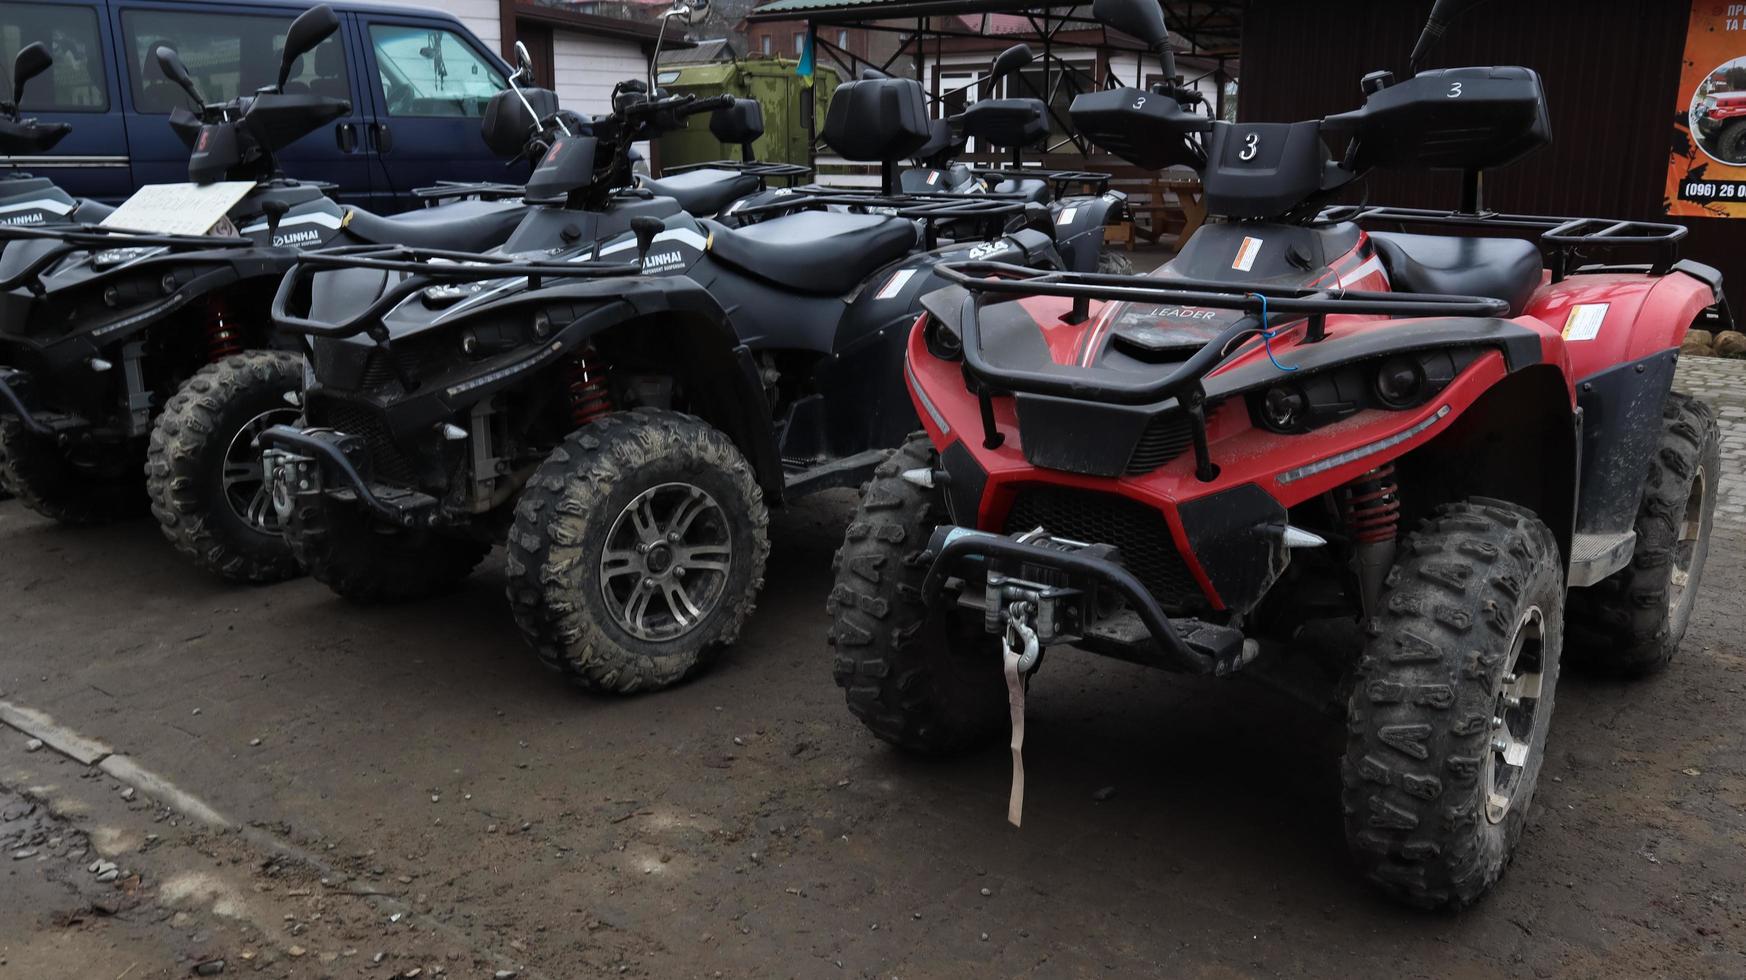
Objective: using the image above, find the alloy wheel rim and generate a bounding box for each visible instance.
[223,407,301,533]
[599,481,732,642]
[1668,463,1708,616]
[1484,605,1546,825]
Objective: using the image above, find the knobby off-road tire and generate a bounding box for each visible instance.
[505,408,770,694]
[828,432,1007,754]
[0,417,146,526]
[286,494,489,604]
[1096,248,1136,276]
[1567,392,1719,676]
[145,351,305,583]
[1717,120,1746,165]
[1343,499,1564,910]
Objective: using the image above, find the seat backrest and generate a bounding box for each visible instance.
[912,118,963,165]
[710,99,765,147]
[959,98,1047,150]
[822,75,930,162]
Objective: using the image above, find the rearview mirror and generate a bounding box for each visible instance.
[1092,0,1168,52]
[514,40,534,83]
[988,44,1033,86]
[1409,0,1491,72]
[11,42,52,109]
[278,4,340,91]
[156,45,206,108]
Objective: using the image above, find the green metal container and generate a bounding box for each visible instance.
[654,59,837,169]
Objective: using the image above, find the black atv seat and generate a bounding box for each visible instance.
[343,199,525,251]
[703,210,918,295]
[988,176,1049,203]
[1368,232,1544,317]
[641,168,761,217]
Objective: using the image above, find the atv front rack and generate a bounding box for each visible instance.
[932,260,1509,477]
[0,221,249,292]
[270,243,643,340]
[1327,205,1689,280]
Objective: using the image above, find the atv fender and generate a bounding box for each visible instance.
[1050,191,1126,273]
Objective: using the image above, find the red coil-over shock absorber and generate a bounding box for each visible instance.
[1342,463,1401,616]
[564,347,613,427]
[204,295,242,362]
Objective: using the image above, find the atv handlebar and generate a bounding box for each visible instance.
[270,243,643,339]
[932,260,1511,407]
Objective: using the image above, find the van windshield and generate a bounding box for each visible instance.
[121,9,350,112]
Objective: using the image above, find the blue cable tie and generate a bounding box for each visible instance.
[1249,292,1297,373]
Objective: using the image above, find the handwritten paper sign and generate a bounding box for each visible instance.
[100,181,256,236]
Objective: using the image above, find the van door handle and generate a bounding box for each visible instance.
[336,122,357,152]
[369,122,393,153]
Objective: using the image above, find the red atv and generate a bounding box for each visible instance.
[1696,89,1746,163]
[828,0,1727,909]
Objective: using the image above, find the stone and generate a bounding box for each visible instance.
[1686,328,1715,349]
[193,958,226,975]
[1713,330,1746,358]
[286,945,306,959]
[23,739,42,752]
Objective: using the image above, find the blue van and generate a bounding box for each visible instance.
[0,0,524,211]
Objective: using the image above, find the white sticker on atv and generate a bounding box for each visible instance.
[1233,236,1263,272]
[877,268,918,299]
[1562,304,1609,341]
[927,170,940,186]
[1055,206,1078,225]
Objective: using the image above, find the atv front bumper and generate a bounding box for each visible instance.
[260,424,439,528]
[921,524,1257,676]
[0,365,90,436]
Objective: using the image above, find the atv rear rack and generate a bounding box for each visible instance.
[270,243,643,340]
[0,221,249,291]
[730,187,1029,247]
[661,160,813,184]
[932,260,1509,478]
[411,180,530,203]
[1327,205,1689,279]
[972,167,1113,196]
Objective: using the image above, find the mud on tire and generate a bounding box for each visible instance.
[286,494,489,603]
[1567,391,1719,676]
[1342,499,1564,910]
[505,408,769,694]
[0,416,146,526]
[828,432,1007,754]
[145,351,305,582]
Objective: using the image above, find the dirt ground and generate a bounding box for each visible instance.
[2,370,1745,978]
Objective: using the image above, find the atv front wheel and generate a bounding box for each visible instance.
[1096,248,1136,276]
[287,496,489,603]
[1567,391,1719,675]
[0,417,147,526]
[828,432,1007,754]
[505,409,770,694]
[1342,499,1564,910]
[146,351,305,582]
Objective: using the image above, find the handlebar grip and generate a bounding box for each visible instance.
[679,94,735,117]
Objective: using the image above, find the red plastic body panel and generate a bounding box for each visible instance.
[1522,271,1714,379]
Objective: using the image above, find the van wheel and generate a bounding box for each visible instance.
[1567,392,1719,675]
[0,417,146,526]
[505,409,769,694]
[146,351,304,582]
[1343,499,1564,910]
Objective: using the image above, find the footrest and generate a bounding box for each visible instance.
[1568,530,1634,587]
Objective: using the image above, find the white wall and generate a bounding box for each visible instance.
[349,0,504,55]
[553,29,649,116]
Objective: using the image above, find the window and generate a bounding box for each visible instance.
[761,34,773,56]
[836,30,848,50]
[123,9,349,113]
[793,32,806,56]
[369,25,504,118]
[0,3,107,111]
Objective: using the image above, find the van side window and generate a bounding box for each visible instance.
[121,10,350,113]
[368,25,504,118]
[0,4,108,111]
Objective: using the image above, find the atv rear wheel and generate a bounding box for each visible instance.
[146,351,304,583]
[286,496,489,603]
[1342,499,1564,910]
[1567,391,1719,675]
[0,417,146,526]
[828,432,1007,754]
[505,409,769,694]
[1096,248,1135,276]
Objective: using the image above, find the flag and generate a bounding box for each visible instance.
[797,30,814,78]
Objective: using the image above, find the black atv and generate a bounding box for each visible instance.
[1,42,115,231]
[255,71,1066,694]
[0,6,537,581]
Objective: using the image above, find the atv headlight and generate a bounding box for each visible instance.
[1246,348,1476,434]
[922,314,963,361]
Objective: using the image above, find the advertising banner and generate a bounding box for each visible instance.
[1667,3,1746,216]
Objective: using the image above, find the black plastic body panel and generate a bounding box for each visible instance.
[1177,483,1288,615]
[1574,349,1679,535]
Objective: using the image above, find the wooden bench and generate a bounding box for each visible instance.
[1108,173,1205,251]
